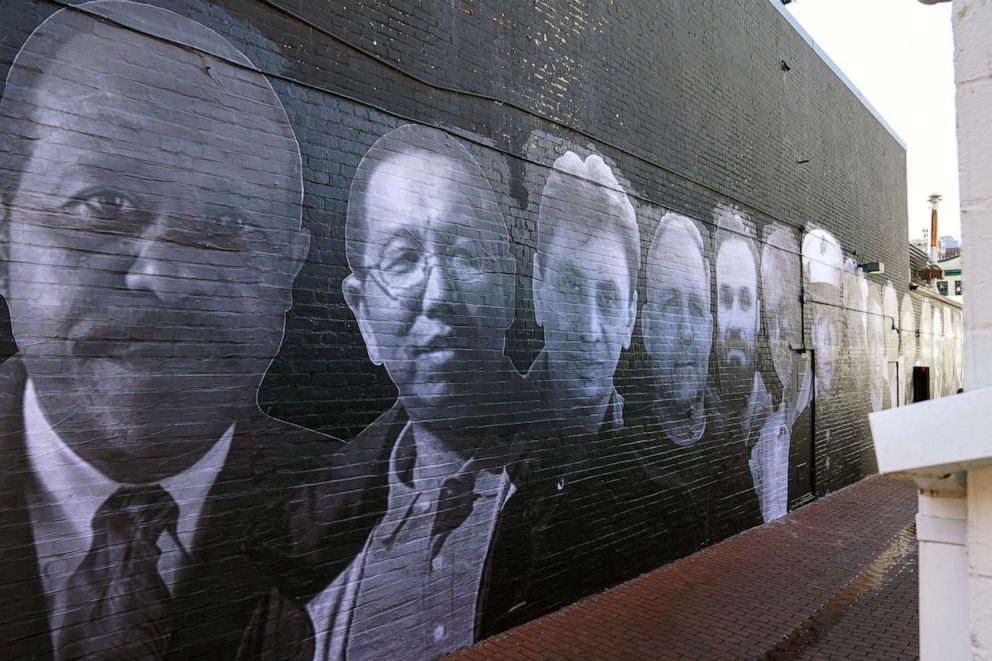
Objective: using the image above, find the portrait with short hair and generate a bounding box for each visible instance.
[0,2,331,658]
[942,306,955,396]
[712,205,762,403]
[528,149,639,435]
[640,210,712,448]
[866,281,886,412]
[309,124,595,660]
[802,228,844,401]
[754,222,811,521]
[899,293,918,405]
[841,260,869,398]
[932,306,944,397]
[881,282,900,407]
[919,299,934,395]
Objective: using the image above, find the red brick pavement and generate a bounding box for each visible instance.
[447,475,918,661]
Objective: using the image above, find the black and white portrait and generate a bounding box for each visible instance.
[713,206,769,444]
[755,223,809,521]
[0,2,328,658]
[640,212,713,448]
[919,299,934,389]
[529,151,639,434]
[942,306,954,395]
[842,261,869,397]
[900,293,918,405]
[932,306,944,397]
[866,282,885,412]
[952,310,963,393]
[309,124,600,660]
[802,228,844,400]
[882,282,900,407]
[711,206,771,528]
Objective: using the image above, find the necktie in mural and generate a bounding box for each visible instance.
[59,485,179,660]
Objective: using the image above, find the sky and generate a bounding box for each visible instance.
[781,0,960,244]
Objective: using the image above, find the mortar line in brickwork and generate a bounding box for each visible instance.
[759,523,917,661]
[41,0,809,240]
[254,0,809,235]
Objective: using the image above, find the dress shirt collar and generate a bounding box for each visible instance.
[376,421,511,545]
[23,378,234,554]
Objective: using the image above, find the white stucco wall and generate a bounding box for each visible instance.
[954,0,992,657]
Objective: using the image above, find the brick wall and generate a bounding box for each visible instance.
[0,0,962,658]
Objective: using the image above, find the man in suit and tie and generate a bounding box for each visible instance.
[0,2,332,658]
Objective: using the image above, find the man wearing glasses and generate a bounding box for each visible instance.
[306,124,586,660]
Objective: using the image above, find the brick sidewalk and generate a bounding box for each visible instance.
[447,475,918,661]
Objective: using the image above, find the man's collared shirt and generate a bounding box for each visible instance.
[22,378,233,640]
[309,421,512,661]
[527,348,624,433]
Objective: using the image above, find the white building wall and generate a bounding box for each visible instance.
[954,0,992,657]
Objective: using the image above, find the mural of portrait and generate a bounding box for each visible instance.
[899,293,918,405]
[802,228,844,400]
[755,223,810,521]
[712,206,772,526]
[919,299,934,397]
[942,307,955,395]
[310,124,595,660]
[713,205,769,430]
[0,2,329,659]
[641,213,713,447]
[882,282,900,406]
[842,261,869,396]
[952,310,964,392]
[529,151,639,434]
[640,212,712,447]
[866,282,885,412]
[932,306,944,398]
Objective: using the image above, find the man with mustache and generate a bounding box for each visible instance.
[0,2,331,658]
[710,205,768,533]
[306,125,594,660]
[713,206,771,446]
[528,151,638,435]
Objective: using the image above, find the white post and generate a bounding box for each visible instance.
[916,490,970,659]
[954,0,992,655]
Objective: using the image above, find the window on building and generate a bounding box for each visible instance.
[937,280,948,296]
[955,280,962,296]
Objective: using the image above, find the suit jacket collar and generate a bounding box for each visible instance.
[0,356,316,660]
[0,357,54,660]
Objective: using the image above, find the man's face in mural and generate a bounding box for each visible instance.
[932,308,943,394]
[883,284,900,365]
[919,302,934,371]
[642,219,712,408]
[343,150,513,424]
[534,223,635,409]
[804,229,843,399]
[900,294,917,405]
[867,285,885,411]
[761,235,801,392]
[0,29,307,482]
[715,237,759,382]
[811,284,841,395]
